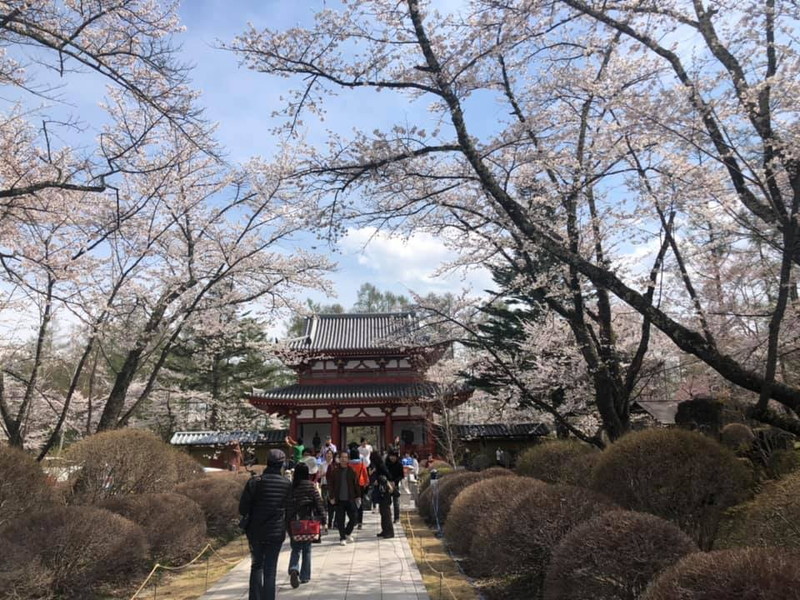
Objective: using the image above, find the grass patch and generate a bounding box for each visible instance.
[401,512,479,600]
[129,536,250,599]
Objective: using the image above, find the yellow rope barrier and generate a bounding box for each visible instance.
[129,538,247,599]
[402,510,460,600]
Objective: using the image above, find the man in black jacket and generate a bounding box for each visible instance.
[386,450,404,523]
[239,449,292,600]
[328,451,362,545]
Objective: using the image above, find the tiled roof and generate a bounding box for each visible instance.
[170,430,288,446]
[251,382,440,402]
[289,312,425,351]
[449,423,550,440]
[632,400,678,424]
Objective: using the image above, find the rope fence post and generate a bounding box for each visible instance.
[205,554,210,591]
[129,541,243,600]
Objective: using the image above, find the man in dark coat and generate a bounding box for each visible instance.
[327,451,361,545]
[239,449,292,600]
[386,450,405,523]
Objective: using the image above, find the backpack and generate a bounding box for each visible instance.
[351,462,369,488]
[238,475,261,531]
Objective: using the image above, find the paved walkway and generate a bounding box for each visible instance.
[199,501,429,600]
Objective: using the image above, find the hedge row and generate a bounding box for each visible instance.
[434,430,800,600]
[0,430,236,598]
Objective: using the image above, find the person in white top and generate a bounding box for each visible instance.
[358,438,372,468]
[321,436,337,457]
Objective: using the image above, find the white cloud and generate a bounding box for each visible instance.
[338,226,493,298]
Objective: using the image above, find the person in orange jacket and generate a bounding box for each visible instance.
[347,447,370,529]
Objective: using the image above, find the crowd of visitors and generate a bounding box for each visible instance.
[239,438,421,600]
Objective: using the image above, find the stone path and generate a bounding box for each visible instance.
[199,502,429,600]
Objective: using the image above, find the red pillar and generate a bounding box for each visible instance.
[331,407,340,450]
[384,407,394,450]
[289,410,298,440]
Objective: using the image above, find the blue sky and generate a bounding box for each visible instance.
[0,0,492,341]
[175,1,492,313]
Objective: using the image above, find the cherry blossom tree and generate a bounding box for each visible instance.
[0,2,335,454]
[232,0,800,434]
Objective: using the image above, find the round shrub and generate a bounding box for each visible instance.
[543,510,697,600]
[0,505,148,597]
[65,429,189,504]
[720,423,755,453]
[590,429,750,549]
[468,483,617,596]
[170,449,206,485]
[516,440,599,485]
[764,448,800,479]
[0,537,54,599]
[445,475,543,556]
[417,482,435,522]
[427,467,515,526]
[429,460,452,470]
[101,492,207,563]
[0,445,53,528]
[717,469,800,551]
[175,474,241,539]
[642,548,800,600]
[418,465,454,495]
[469,452,495,471]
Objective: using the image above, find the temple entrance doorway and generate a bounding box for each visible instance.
[342,424,382,453]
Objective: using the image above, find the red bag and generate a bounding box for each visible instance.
[289,519,321,542]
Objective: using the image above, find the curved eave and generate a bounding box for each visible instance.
[275,342,450,367]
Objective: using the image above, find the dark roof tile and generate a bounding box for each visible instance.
[170,430,288,446]
[289,312,424,351]
[251,382,439,402]
[449,423,550,440]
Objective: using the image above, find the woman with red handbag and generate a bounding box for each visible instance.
[287,462,326,588]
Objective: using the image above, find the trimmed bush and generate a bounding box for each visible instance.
[468,452,495,471]
[170,449,206,485]
[516,440,599,485]
[433,467,515,525]
[419,467,514,525]
[764,448,800,479]
[720,423,755,453]
[175,475,241,539]
[0,445,53,529]
[428,460,452,470]
[717,469,800,551]
[590,429,750,549]
[748,427,798,479]
[418,465,454,495]
[543,510,697,600]
[0,505,148,598]
[468,483,616,598]
[65,429,191,503]
[642,548,800,600]
[417,468,477,523]
[445,475,543,556]
[101,492,207,563]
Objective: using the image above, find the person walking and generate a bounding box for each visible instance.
[321,435,337,456]
[287,463,326,588]
[328,451,361,545]
[348,447,370,529]
[369,451,394,539]
[239,449,292,600]
[386,449,404,523]
[358,437,373,467]
[284,435,305,467]
[319,448,336,530]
